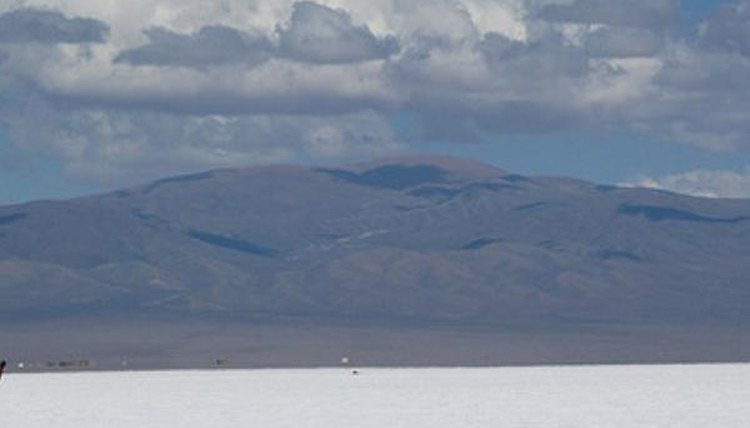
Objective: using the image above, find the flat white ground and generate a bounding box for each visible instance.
[2,364,749,427]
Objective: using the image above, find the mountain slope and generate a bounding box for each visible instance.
[2,156,750,329]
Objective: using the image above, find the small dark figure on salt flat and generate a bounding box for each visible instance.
[0,360,6,381]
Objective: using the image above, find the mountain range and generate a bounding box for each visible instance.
[2,156,750,368]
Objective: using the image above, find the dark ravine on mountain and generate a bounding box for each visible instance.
[2,156,750,369]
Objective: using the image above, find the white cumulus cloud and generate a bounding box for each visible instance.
[2,0,750,187]
[627,167,750,199]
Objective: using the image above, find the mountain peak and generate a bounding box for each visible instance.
[337,155,507,180]
[309,156,508,192]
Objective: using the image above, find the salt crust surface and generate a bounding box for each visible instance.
[2,364,749,427]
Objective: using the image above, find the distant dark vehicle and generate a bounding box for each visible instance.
[0,360,6,380]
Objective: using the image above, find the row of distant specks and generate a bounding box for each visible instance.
[7,356,362,373]
[13,359,92,372]
[11,358,227,372]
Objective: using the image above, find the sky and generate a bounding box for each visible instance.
[2,0,750,204]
